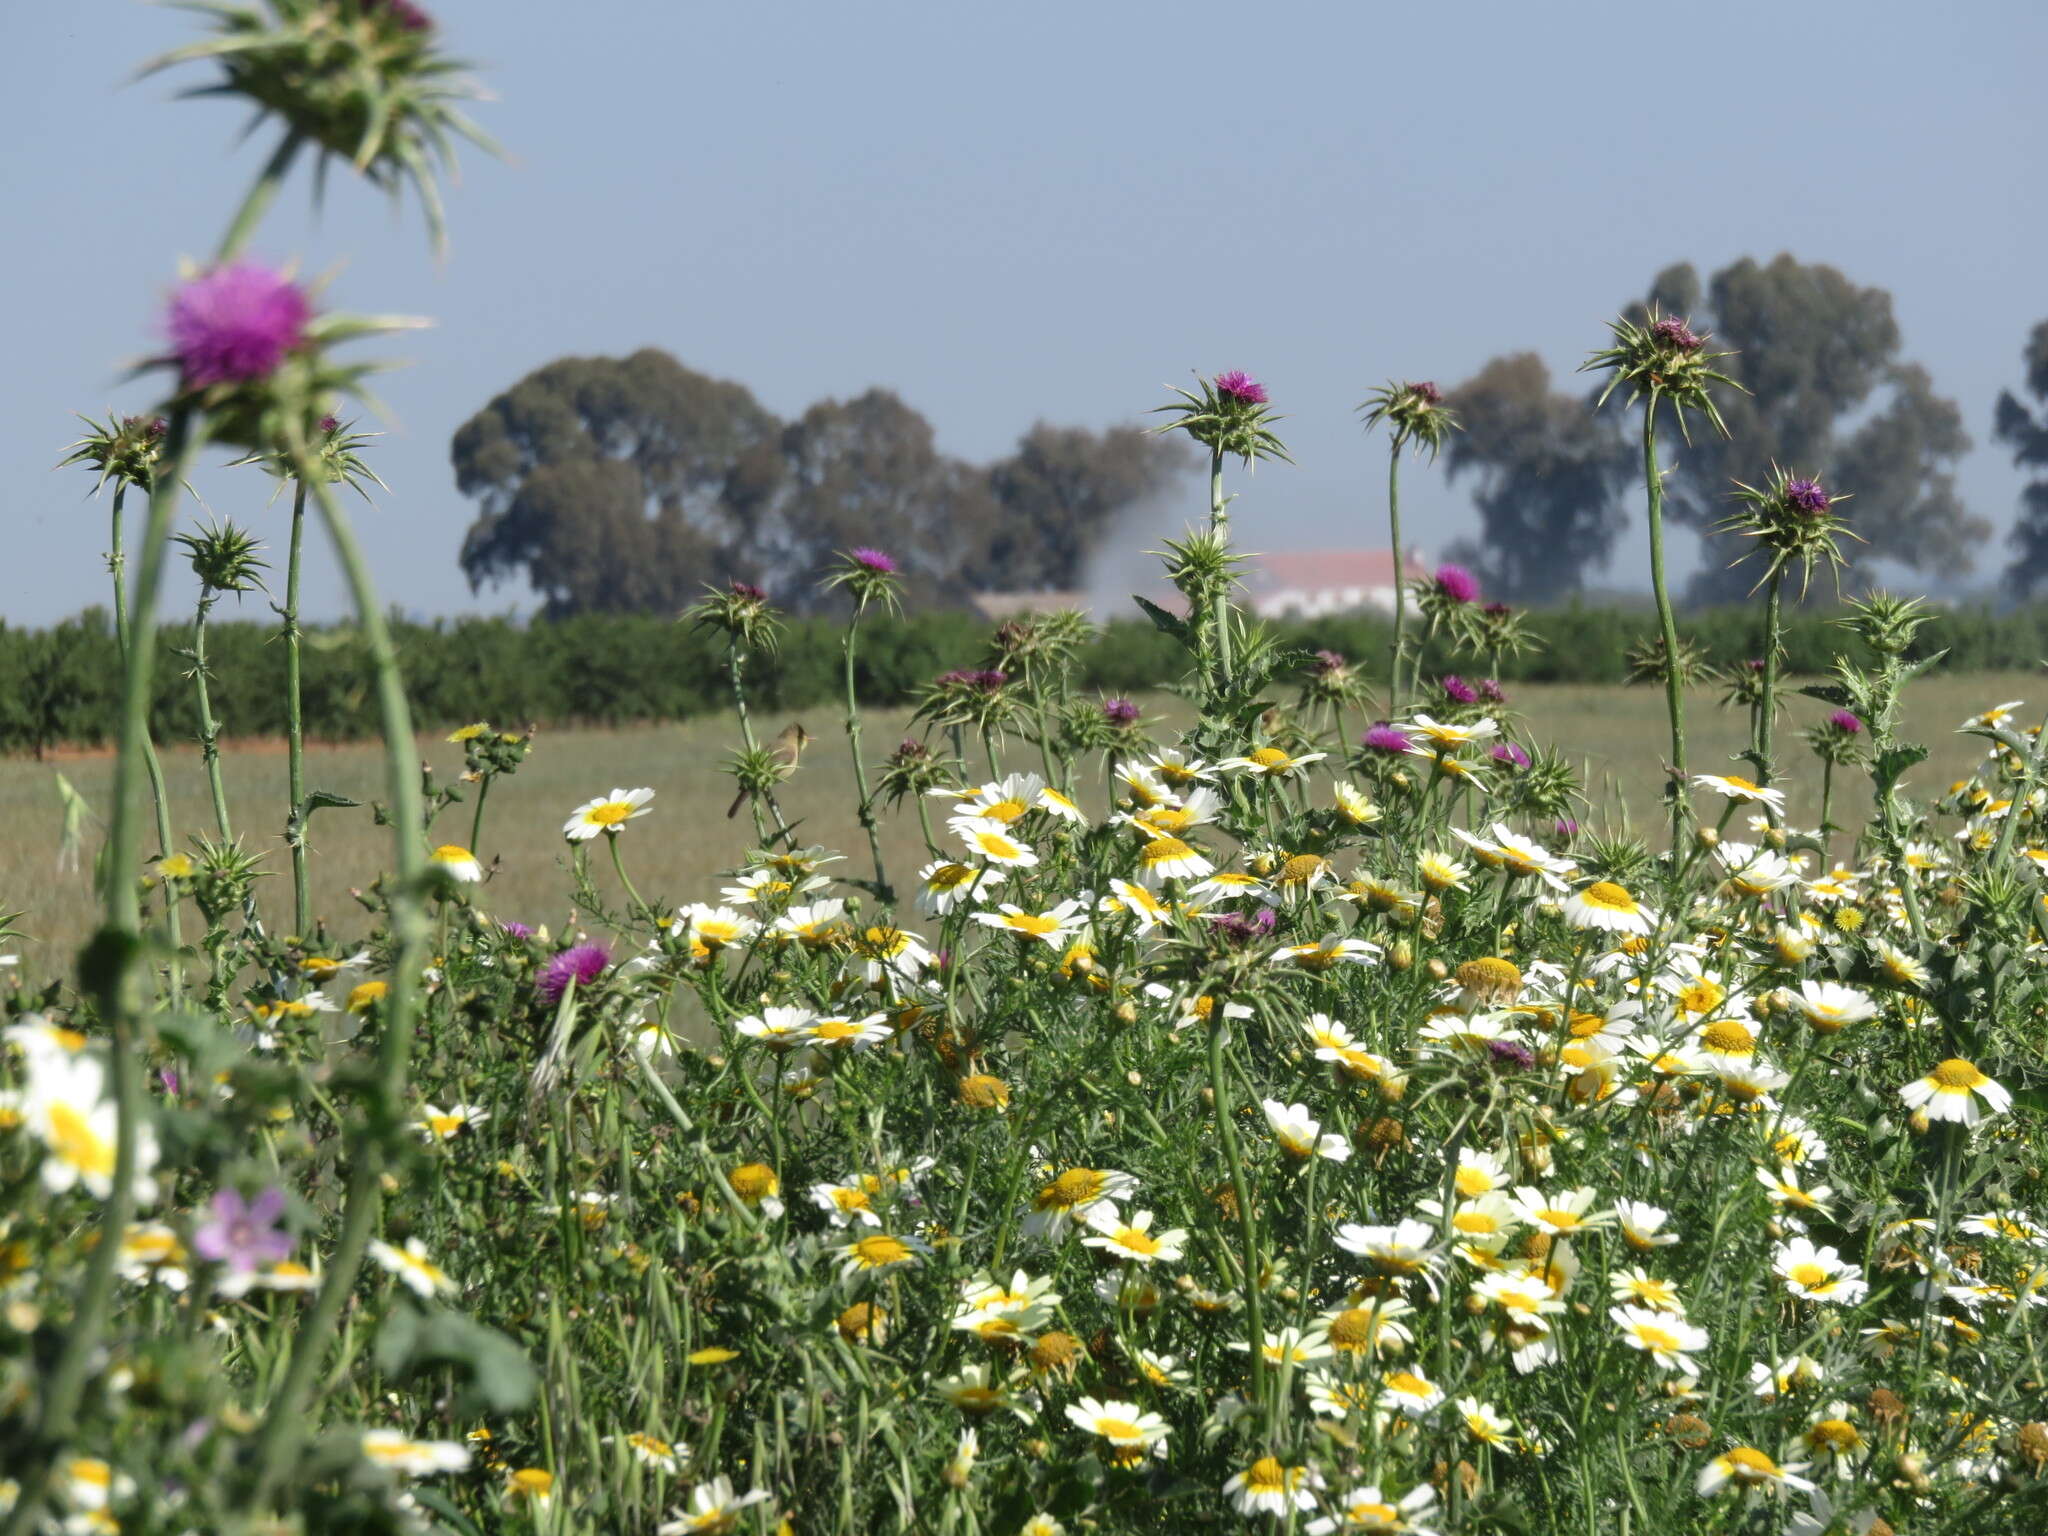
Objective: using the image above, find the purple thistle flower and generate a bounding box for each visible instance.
[969,668,1008,692]
[1553,817,1580,840]
[1214,370,1269,405]
[1785,478,1830,515]
[368,0,435,31]
[191,1187,293,1275]
[1482,601,1511,618]
[849,547,898,575]
[157,1067,181,1097]
[1441,674,1478,705]
[1829,710,1864,735]
[1746,658,1766,674]
[728,578,767,603]
[1480,678,1507,704]
[538,943,610,1002]
[1491,740,1531,769]
[1102,697,1140,728]
[1210,906,1279,945]
[1433,564,1480,605]
[1362,722,1414,754]
[499,920,536,940]
[1407,381,1444,405]
[317,414,341,435]
[167,263,311,388]
[1312,649,1347,675]
[1651,315,1703,353]
[1486,1039,1537,1072]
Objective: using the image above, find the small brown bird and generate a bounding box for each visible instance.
[728,722,812,818]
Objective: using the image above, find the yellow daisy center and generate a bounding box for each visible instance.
[1581,881,1637,912]
[1931,1058,1986,1090]
[584,801,636,827]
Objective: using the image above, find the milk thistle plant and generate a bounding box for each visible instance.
[1360,380,1459,710]
[9,15,2048,1536]
[1584,308,1744,850]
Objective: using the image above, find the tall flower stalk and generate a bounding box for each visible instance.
[59,417,184,967]
[1722,468,1857,805]
[232,414,383,934]
[1360,381,1457,711]
[1153,372,1289,707]
[824,549,903,903]
[173,519,268,840]
[1585,310,1742,851]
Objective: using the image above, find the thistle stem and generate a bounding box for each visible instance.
[1386,441,1406,713]
[1208,447,1234,701]
[1642,398,1689,851]
[250,446,432,1505]
[215,130,304,265]
[109,485,183,988]
[284,477,310,934]
[842,602,892,905]
[191,592,233,841]
[1756,568,1784,807]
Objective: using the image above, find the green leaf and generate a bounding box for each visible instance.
[300,788,362,819]
[1797,682,1855,707]
[374,1306,537,1414]
[1874,744,1929,794]
[1131,594,1190,644]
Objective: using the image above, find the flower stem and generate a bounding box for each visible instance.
[1205,1008,1265,1408]
[1641,398,1689,851]
[1387,441,1406,714]
[1208,448,1235,701]
[284,477,310,935]
[215,130,304,264]
[842,602,892,905]
[191,592,234,841]
[108,485,183,989]
[728,638,774,843]
[1756,568,1784,807]
[249,443,432,1505]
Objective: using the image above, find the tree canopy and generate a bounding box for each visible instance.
[452,350,1188,617]
[1440,353,1635,601]
[1994,320,2048,599]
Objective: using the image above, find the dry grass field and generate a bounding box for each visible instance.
[1,670,2035,972]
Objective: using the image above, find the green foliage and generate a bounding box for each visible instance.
[1993,319,2048,598]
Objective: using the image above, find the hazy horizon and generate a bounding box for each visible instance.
[7,1,2046,629]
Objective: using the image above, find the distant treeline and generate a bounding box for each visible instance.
[4,603,2045,757]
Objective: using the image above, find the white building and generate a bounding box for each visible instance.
[1240,549,1430,619]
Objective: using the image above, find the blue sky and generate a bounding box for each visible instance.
[6,1,2044,626]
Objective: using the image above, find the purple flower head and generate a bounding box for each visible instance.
[499,920,536,940]
[191,1187,293,1275]
[1486,1039,1537,1073]
[317,414,341,435]
[1480,678,1507,704]
[849,547,898,576]
[937,667,1005,693]
[1491,740,1531,769]
[368,0,435,31]
[1785,478,1830,515]
[157,1066,181,1097]
[1102,696,1141,728]
[1433,564,1480,605]
[728,578,767,603]
[1210,906,1279,946]
[1746,658,1766,674]
[1651,315,1703,353]
[125,414,168,441]
[167,263,311,388]
[1441,674,1478,705]
[1312,649,1347,676]
[1407,381,1444,406]
[1482,602,1511,618]
[1553,817,1581,841]
[1829,710,1864,736]
[538,943,610,1002]
[1214,370,1269,405]
[1362,722,1414,754]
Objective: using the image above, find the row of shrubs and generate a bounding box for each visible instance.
[4,600,2044,756]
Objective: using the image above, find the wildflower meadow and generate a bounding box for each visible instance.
[6,7,2048,1536]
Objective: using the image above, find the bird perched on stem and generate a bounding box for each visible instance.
[728,723,812,818]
